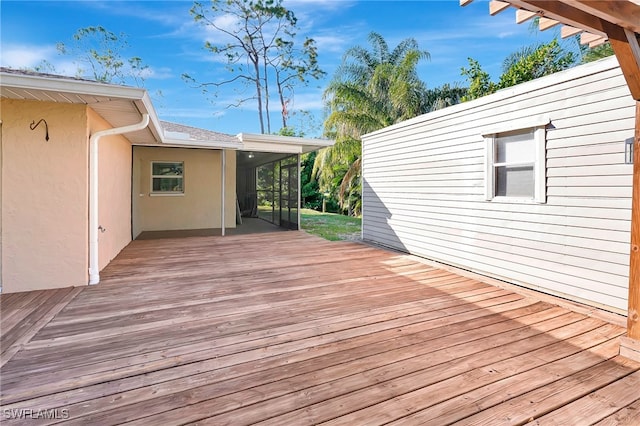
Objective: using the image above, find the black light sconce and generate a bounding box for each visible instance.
[625,137,635,165]
[30,119,49,141]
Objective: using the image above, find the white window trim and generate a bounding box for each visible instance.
[484,126,547,204]
[150,161,184,196]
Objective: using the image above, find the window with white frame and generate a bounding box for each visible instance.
[484,126,546,203]
[151,161,184,194]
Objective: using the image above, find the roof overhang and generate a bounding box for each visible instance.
[1,69,334,152]
[0,70,164,144]
[237,132,335,154]
[161,131,243,150]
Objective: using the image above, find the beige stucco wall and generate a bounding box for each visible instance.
[1,98,88,292]
[89,109,132,270]
[133,146,236,237]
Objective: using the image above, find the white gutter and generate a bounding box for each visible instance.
[88,114,150,284]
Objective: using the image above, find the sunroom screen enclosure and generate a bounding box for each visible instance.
[256,155,299,230]
[238,153,299,230]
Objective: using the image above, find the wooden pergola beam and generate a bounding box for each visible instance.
[563,0,640,33]
[621,101,640,361]
[602,20,640,100]
[504,0,608,37]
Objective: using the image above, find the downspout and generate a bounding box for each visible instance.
[88,114,150,284]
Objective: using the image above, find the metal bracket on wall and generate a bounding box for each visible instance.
[30,118,49,141]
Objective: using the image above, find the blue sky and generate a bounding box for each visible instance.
[1,0,569,137]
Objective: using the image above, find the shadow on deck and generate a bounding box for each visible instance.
[1,232,639,424]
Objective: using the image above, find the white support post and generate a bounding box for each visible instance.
[221,149,226,237]
[297,153,302,231]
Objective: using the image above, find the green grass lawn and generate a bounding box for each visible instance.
[300,208,361,241]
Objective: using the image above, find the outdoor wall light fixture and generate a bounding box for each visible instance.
[625,137,634,164]
[248,152,255,159]
[30,118,50,142]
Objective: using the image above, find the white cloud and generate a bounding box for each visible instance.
[79,1,190,27]
[142,66,174,80]
[211,13,240,33]
[288,90,325,111]
[312,34,351,54]
[1,44,57,69]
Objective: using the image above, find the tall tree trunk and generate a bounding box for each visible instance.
[262,57,271,134]
[251,54,265,133]
[276,70,288,129]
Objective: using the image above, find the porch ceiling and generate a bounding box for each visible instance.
[1,232,638,424]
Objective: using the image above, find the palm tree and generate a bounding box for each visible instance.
[315,32,430,215]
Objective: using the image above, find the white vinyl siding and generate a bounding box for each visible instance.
[361,57,635,314]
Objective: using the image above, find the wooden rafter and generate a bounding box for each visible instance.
[515,9,537,24]
[560,25,583,38]
[580,32,603,45]
[493,0,608,37]
[489,0,511,15]
[589,37,608,48]
[539,17,560,31]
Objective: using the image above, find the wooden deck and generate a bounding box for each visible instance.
[1,232,640,425]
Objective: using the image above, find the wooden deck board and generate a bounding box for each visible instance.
[0,231,637,425]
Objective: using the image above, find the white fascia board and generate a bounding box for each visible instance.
[0,72,147,100]
[162,138,243,150]
[237,132,335,153]
[136,92,164,142]
[241,140,302,154]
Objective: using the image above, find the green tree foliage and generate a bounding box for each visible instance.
[316,32,430,215]
[581,42,615,63]
[499,39,576,86]
[460,58,495,101]
[185,0,324,134]
[56,26,149,86]
[425,83,469,111]
[300,152,322,210]
[461,38,576,101]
